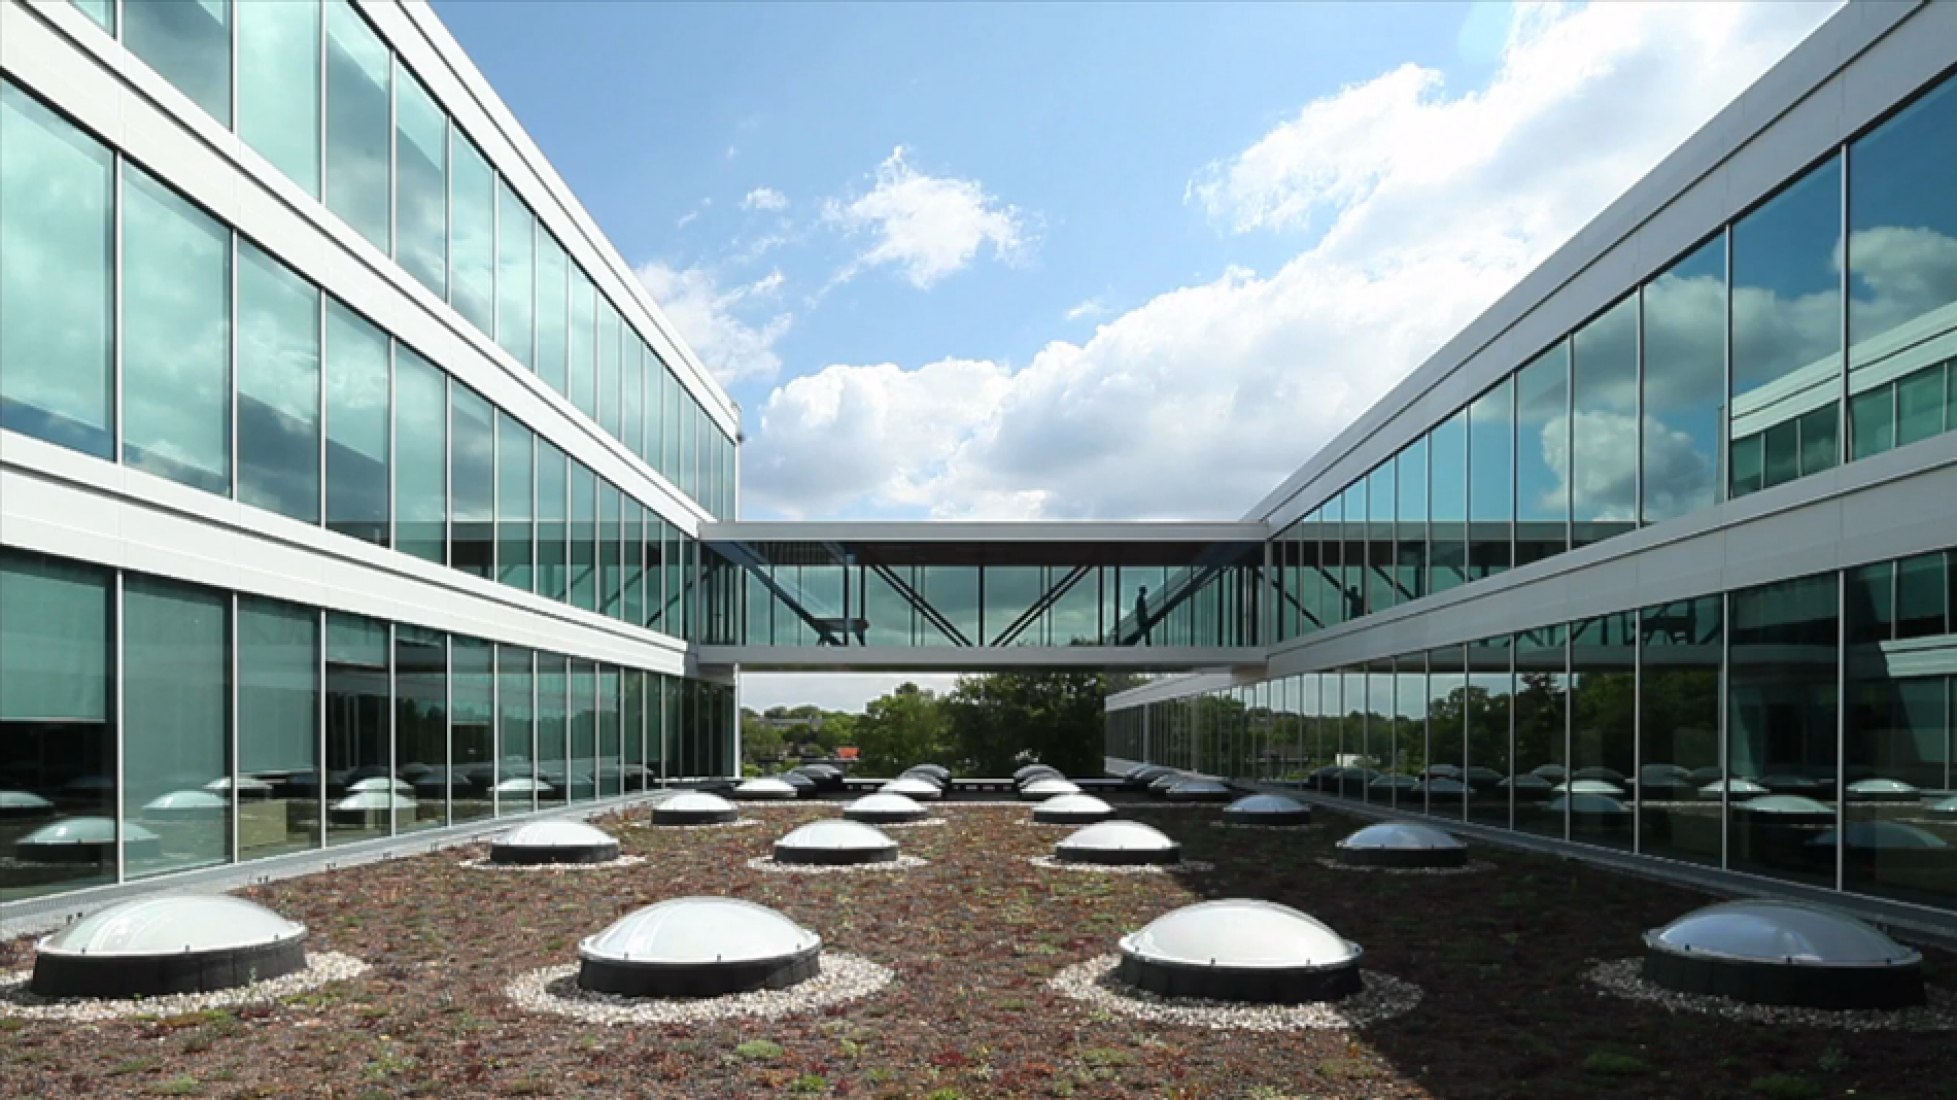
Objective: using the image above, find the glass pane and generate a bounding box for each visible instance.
[325,0,390,251]
[646,353,666,469]
[238,598,318,859]
[600,484,622,619]
[567,463,596,611]
[69,0,113,31]
[569,276,596,419]
[394,66,446,298]
[1395,438,1427,605]
[1731,156,1842,496]
[125,0,230,125]
[537,443,568,602]
[1515,345,1569,567]
[535,233,568,394]
[238,0,320,195]
[449,385,494,578]
[1341,483,1366,623]
[1850,383,1896,461]
[325,301,389,545]
[123,167,231,494]
[1848,74,1957,464]
[394,348,447,565]
[597,305,620,438]
[984,567,1044,646]
[1429,414,1467,592]
[449,133,495,333]
[450,638,493,823]
[325,613,387,845]
[1513,624,1566,841]
[598,668,621,798]
[0,84,114,458]
[1572,296,1638,546]
[1728,573,1840,887]
[1467,380,1512,580]
[1896,550,1947,640]
[623,341,644,461]
[623,670,646,791]
[1642,236,1725,522]
[537,653,568,805]
[0,552,114,901]
[623,504,645,628]
[1639,597,1722,866]
[237,243,321,523]
[495,646,535,814]
[1465,637,1511,829]
[569,661,597,801]
[1367,463,1396,613]
[1570,612,1635,850]
[497,413,534,592]
[394,627,446,832]
[495,182,535,368]
[124,577,230,879]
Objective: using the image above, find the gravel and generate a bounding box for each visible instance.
[868,818,947,830]
[1026,856,1214,875]
[1584,958,1957,1032]
[746,855,932,875]
[629,818,762,830]
[1315,857,1496,876]
[1049,954,1423,1032]
[458,854,646,873]
[507,952,893,1026]
[0,952,369,1022]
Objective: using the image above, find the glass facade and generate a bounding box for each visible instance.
[1115,545,1957,914]
[0,548,730,901]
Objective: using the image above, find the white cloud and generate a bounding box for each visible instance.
[742,187,789,212]
[635,262,793,385]
[1064,297,1109,322]
[822,146,1029,289]
[741,1,1839,522]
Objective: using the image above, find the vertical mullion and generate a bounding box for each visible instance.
[113,152,125,462]
[387,339,397,549]
[443,635,453,827]
[229,231,239,498]
[1720,227,1733,504]
[386,622,397,838]
[317,610,328,848]
[1718,591,1731,870]
[490,644,500,819]
[1631,607,1643,854]
[113,571,126,884]
[1839,144,1852,469]
[1834,572,1847,893]
[229,594,240,866]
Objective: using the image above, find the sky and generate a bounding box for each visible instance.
[432,0,1842,712]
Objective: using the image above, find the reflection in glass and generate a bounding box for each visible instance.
[451,638,494,823]
[569,277,596,419]
[237,244,321,523]
[122,167,230,494]
[497,414,534,592]
[1368,464,1397,613]
[325,613,388,845]
[449,134,496,333]
[1467,380,1512,580]
[537,443,568,602]
[624,670,646,792]
[394,626,446,832]
[537,654,568,806]
[599,668,621,798]
[1572,296,1638,545]
[237,0,320,195]
[394,65,447,299]
[1514,625,1566,841]
[1728,574,1840,887]
[535,233,569,395]
[600,486,622,619]
[1639,597,1723,865]
[0,552,114,901]
[1466,636,1512,829]
[624,504,646,629]
[1643,235,1725,522]
[394,349,447,565]
[1570,613,1635,849]
[1848,75,1957,463]
[1731,156,1842,497]
[325,0,390,251]
[0,83,114,458]
[624,341,645,462]
[496,182,535,369]
[125,0,230,125]
[325,302,390,545]
[598,306,620,438]
[569,661,597,801]
[124,578,230,878]
[238,598,319,859]
[570,463,596,612]
[496,646,535,813]
[1430,412,1468,593]
[451,386,494,578]
[1515,345,1570,567]
[1396,438,1427,605]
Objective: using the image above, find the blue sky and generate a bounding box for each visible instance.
[433,0,1839,708]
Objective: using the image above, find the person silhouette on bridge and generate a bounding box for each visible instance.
[1135,585,1151,645]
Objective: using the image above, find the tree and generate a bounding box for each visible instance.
[942,671,1109,777]
[740,714,784,768]
[853,683,948,775]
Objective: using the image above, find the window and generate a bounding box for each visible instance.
[1642,235,1725,522]
[0,83,114,458]
[1731,156,1842,496]
[1366,463,1396,613]
[496,183,535,369]
[1467,379,1512,580]
[238,598,319,859]
[1728,573,1840,888]
[1512,624,1566,842]
[451,385,494,578]
[599,668,621,798]
[570,462,597,612]
[124,577,230,878]
[125,0,230,125]
[537,443,569,602]
[394,65,447,298]
[497,414,535,592]
[496,646,535,814]
[238,0,320,195]
[537,653,568,806]
[451,637,494,823]
[325,613,388,845]
[1464,636,1512,830]
[0,552,114,900]
[237,244,322,523]
[1639,596,1721,866]
[394,348,447,565]
[535,233,569,395]
[394,626,446,832]
[69,0,113,31]
[122,166,230,495]
[1515,345,1570,567]
[1395,438,1427,605]
[569,276,596,419]
[1572,295,1638,546]
[449,133,495,333]
[569,661,597,801]
[600,484,622,619]
[1569,612,1635,850]
[597,304,620,438]
[1429,413,1468,593]
[325,0,391,251]
[623,507,645,631]
[624,342,645,461]
[325,302,390,545]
